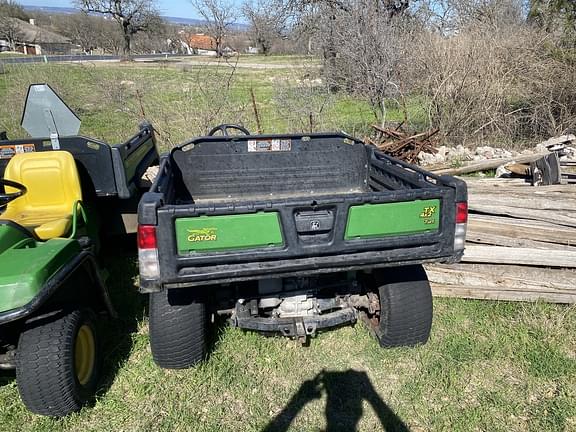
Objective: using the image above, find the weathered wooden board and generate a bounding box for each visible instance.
[466,230,574,250]
[469,195,576,212]
[426,265,576,291]
[469,213,571,228]
[433,263,576,283]
[461,245,576,268]
[433,153,549,176]
[467,215,576,246]
[431,283,576,304]
[468,204,576,228]
[465,178,576,194]
[427,264,576,303]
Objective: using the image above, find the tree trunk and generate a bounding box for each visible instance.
[122,22,132,60]
[215,38,222,57]
[259,37,270,56]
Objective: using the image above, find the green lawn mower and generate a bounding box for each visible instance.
[0,84,158,416]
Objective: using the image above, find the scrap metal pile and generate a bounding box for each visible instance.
[364,124,439,163]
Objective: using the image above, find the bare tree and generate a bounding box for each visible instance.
[0,0,27,51]
[97,19,125,54]
[0,0,28,20]
[190,0,237,57]
[75,0,163,58]
[300,0,414,116]
[451,0,525,27]
[132,20,169,53]
[242,0,290,55]
[55,13,101,53]
[289,0,411,17]
[0,17,23,51]
[530,0,576,45]
[415,0,526,32]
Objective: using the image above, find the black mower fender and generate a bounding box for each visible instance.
[0,251,116,326]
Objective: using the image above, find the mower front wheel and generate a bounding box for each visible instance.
[16,309,100,417]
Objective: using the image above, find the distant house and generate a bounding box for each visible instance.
[1,18,72,55]
[186,33,217,56]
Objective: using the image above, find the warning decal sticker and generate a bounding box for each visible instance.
[247,139,291,152]
[0,144,36,160]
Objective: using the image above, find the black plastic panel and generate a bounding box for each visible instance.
[0,124,158,199]
[171,135,369,200]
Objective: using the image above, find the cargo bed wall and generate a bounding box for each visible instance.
[0,124,158,199]
[171,135,371,201]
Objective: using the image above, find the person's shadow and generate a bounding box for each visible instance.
[263,369,409,432]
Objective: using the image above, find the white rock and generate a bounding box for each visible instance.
[143,166,159,182]
[495,164,512,178]
[535,143,548,153]
[540,135,576,148]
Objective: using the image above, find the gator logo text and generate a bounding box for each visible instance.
[187,228,217,242]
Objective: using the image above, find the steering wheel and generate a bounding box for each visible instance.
[208,124,251,137]
[0,179,27,208]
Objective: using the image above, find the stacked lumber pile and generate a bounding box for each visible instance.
[427,178,576,304]
[364,124,439,163]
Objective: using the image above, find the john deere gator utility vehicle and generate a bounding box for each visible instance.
[0,84,158,416]
[137,124,467,369]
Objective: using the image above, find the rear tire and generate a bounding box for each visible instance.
[16,309,99,417]
[149,289,207,369]
[372,265,433,348]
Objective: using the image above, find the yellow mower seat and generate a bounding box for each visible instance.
[1,151,82,240]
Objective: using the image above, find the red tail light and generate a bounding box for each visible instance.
[138,225,157,249]
[456,202,468,224]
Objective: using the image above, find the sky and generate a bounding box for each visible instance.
[18,0,207,19]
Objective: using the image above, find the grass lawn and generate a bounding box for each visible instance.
[0,59,407,149]
[0,249,574,431]
[181,54,321,65]
[0,58,574,431]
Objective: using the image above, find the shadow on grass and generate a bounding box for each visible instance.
[206,313,229,359]
[264,369,409,432]
[95,234,146,397]
[0,371,14,387]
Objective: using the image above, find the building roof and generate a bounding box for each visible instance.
[10,18,70,45]
[187,34,216,51]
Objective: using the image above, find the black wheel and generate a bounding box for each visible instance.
[371,265,433,348]
[16,309,99,416]
[149,289,207,369]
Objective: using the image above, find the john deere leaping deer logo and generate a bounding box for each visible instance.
[187,227,217,242]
